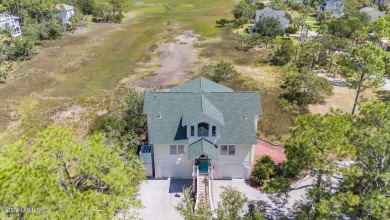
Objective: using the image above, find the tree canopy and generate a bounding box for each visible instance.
[0,127,145,219]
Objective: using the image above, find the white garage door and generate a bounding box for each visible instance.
[162,165,182,178]
[223,165,244,179]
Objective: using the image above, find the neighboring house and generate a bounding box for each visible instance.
[290,0,304,3]
[0,14,21,37]
[359,7,386,23]
[55,4,75,25]
[141,77,262,180]
[317,0,344,16]
[255,7,290,29]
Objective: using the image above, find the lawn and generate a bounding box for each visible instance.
[0,0,237,145]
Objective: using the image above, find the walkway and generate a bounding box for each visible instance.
[254,138,286,163]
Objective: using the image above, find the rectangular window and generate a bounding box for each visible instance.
[212,126,216,136]
[178,145,185,155]
[228,145,236,155]
[170,145,177,155]
[190,126,195,136]
[220,145,228,155]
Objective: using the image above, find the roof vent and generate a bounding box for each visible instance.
[177,89,180,92]
[158,112,162,118]
[244,115,248,120]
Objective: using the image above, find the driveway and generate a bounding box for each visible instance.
[212,179,310,219]
[129,177,312,220]
[134,179,192,220]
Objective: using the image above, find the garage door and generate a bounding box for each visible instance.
[223,165,243,179]
[162,165,182,178]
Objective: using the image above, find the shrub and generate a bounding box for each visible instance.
[201,61,239,82]
[4,37,34,61]
[251,155,276,185]
[285,26,298,34]
[216,18,230,27]
[22,22,65,41]
[77,0,97,15]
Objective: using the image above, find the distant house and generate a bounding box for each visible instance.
[290,0,304,3]
[359,7,386,23]
[255,7,289,29]
[55,4,75,25]
[317,0,344,16]
[0,14,21,37]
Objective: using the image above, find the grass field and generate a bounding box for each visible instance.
[0,0,237,145]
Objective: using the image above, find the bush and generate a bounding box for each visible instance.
[3,37,34,61]
[201,61,239,82]
[285,26,298,34]
[251,155,276,185]
[22,22,65,41]
[77,0,97,15]
[216,18,230,27]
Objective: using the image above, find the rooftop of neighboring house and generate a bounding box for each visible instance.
[256,7,286,17]
[0,14,19,22]
[143,77,262,145]
[359,7,386,22]
[55,4,74,11]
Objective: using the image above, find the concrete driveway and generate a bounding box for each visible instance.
[212,179,310,219]
[134,179,192,220]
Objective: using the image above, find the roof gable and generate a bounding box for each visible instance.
[182,95,224,126]
[169,77,233,93]
[188,139,219,160]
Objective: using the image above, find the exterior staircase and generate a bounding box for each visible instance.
[194,166,214,212]
[197,173,209,205]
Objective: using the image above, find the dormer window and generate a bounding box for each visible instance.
[198,123,209,137]
[190,126,195,136]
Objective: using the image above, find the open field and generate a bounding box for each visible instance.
[0,0,237,145]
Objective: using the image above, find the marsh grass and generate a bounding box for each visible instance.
[0,0,237,145]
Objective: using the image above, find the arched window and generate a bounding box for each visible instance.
[198,123,209,137]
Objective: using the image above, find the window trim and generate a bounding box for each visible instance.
[178,145,185,155]
[170,145,177,155]
[198,122,209,137]
[220,145,235,156]
[170,145,185,155]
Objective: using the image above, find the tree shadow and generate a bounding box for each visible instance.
[168,179,193,194]
[247,200,295,219]
[375,90,390,102]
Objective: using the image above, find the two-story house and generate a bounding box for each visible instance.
[0,14,21,37]
[317,0,344,16]
[142,77,262,179]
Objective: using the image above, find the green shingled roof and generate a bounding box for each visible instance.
[169,77,233,93]
[188,139,219,160]
[182,95,224,126]
[143,77,262,145]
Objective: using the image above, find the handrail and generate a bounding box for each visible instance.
[194,166,199,211]
[208,166,214,212]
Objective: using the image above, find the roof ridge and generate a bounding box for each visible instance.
[201,95,205,112]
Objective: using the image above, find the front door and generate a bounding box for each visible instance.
[199,160,208,173]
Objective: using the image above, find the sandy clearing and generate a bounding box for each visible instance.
[136,30,199,89]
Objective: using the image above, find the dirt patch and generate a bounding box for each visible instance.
[135,30,199,89]
[51,105,91,128]
[308,86,376,115]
